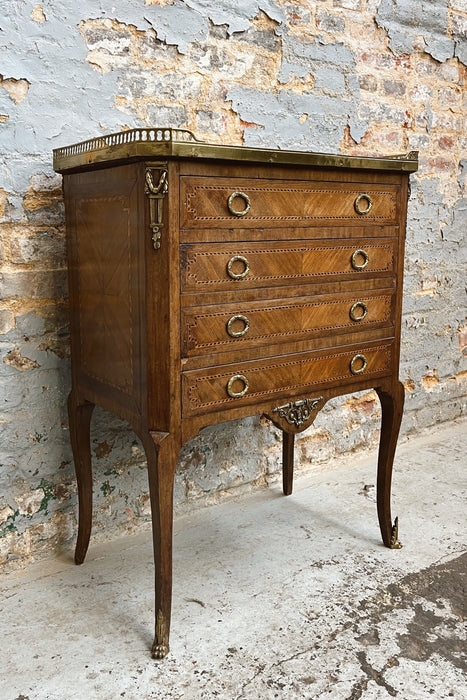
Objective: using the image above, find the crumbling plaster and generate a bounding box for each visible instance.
[376,0,463,64]
[0,0,466,571]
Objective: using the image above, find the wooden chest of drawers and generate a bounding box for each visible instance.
[54,128,418,658]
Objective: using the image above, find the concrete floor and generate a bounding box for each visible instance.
[1,419,466,700]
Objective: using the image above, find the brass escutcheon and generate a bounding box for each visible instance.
[227,255,250,280]
[227,191,251,217]
[226,314,250,338]
[349,301,368,322]
[351,249,369,270]
[350,354,368,375]
[354,193,373,215]
[227,374,249,398]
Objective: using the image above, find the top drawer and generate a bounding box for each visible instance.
[180,176,399,229]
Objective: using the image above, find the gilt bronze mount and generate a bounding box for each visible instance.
[145,165,168,250]
[273,397,323,429]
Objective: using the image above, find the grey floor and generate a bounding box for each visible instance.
[1,419,466,700]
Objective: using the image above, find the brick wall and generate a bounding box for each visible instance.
[1,0,465,571]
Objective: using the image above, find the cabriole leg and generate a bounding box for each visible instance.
[142,431,178,659]
[68,391,95,565]
[376,382,405,549]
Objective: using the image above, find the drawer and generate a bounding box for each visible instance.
[180,238,397,293]
[181,289,394,357]
[180,176,399,229]
[182,341,393,416]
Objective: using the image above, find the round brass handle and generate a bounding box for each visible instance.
[227,255,250,280]
[351,249,369,270]
[350,354,368,375]
[349,301,368,322]
[227,191,251,217]
[226,314,250,338]
[227,374,249,398]
[354,193,373,215]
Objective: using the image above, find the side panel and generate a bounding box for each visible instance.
[64,163,146,429]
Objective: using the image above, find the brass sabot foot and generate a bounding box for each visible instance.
[151,642,170,659]
[152,609,170,659]
[389,516,402,549]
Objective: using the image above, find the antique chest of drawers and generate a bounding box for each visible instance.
[53,128,418,658]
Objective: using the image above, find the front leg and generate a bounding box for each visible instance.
[141,431,179,659]
[375,382,405,549]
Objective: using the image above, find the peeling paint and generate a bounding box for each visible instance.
[0,509,20,538]
[185,0,284,35]
[376,0,457,64]
[0,505,15,525]
[31,4,46,23]
[0,76,30,105]
[38,479,56,514]
[16,489,44,516]
[229,34,368,149]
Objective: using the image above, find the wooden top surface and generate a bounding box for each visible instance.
[53,127,419,174]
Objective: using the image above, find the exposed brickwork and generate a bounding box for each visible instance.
[0,0,465,572]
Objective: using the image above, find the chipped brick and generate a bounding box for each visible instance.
[421,371,440,390]
[382,79,406,97]
[3,348,40,371]
[359,75,378,92]
[0,309,15,334]
[317,11,345,33]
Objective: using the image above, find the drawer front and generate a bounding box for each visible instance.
[180,238,396,293]
[181,176,399,229]
[181,290,394,356]
[182,342,393,416]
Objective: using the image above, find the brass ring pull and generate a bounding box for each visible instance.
[227,255,250,280]
[226,314,250,338]
[350,354,368,375]
[227,374,249,398]
[349,301,368,322]
[227,191,251,217]
[351,249,369,270]
[354,193,373,215]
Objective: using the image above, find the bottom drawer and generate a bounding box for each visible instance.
[182,341,393,416]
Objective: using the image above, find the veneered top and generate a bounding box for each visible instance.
[53,127,419,174]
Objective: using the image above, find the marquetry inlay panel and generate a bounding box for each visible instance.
[181,177,398,228]
[182,343,392,415]
[75,196,133,394]
[180,239,396,292]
